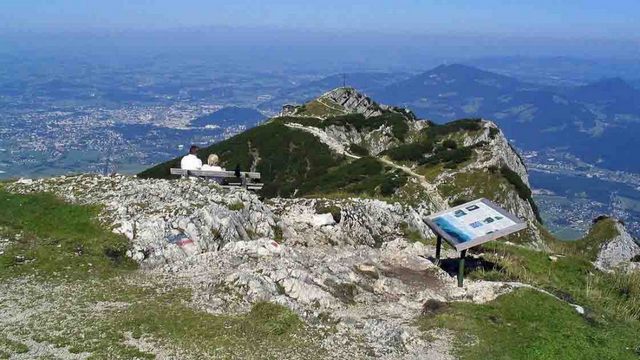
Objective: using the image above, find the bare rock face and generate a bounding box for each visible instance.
[8,175,432,265]
[595,222,640,272]
[269,198,431,248]
[9,175,277,266]
[321,87,384,118]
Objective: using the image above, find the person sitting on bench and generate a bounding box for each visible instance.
[180,145,202,170]
[201,154,224,171]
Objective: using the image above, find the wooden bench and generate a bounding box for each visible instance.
[169,168,263,190]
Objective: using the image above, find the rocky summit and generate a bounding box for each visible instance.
[1,89,640,359]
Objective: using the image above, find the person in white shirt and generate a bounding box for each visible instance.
[201,154,224,171]
[180,145,203,170]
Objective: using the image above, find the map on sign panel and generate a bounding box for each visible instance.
[425,198,526,251]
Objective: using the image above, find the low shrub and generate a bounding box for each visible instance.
[384,142,433,162]
[500,166,542,223]
[348,143,369,157]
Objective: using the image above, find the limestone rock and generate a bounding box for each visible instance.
[595,222,640,272]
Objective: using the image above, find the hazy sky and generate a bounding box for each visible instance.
[1,0,639,39]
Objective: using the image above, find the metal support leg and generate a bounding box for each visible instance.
[458,249,467,287]
[435,236,442,264]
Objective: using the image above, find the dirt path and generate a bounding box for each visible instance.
[284,122,448,211]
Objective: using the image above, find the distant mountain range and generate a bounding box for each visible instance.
[261,64,640,172]
[258,72,409,113]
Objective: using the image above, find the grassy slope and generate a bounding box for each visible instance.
[138,112,414,198]
[418,289,640,360]
[423,218,640,359]
[0,189,135,279]
[138,122,344,197]
[137,116,526,207]
[299,156,408,198]
[0,188,325,358]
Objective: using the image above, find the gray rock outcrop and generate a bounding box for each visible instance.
[595,221,640,272]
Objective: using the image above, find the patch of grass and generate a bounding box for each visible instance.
[227,201,245,211]
[556,217,619,260]
[118,298,305,351]
[300,157,408,198]
[422,118,483,141]
[438,169,504,204]
[348,143,369,157]
[383,142,433,162]
[296,98,346,117]
[273,225,284,243]
[471,235,640,321]
[488,126,500,139]
[417,288,640,360]
[0,336,29,355]
[17,277,323,359]
[399,222,435,246]
[420,146,474,169]
[0,189,136,279]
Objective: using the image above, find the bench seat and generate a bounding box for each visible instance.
[169,168,263,190]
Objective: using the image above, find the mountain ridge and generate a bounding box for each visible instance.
[140,87,545,245]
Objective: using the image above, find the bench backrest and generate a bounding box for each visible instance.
[170,168,261,179]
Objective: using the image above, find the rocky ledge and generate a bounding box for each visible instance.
[7,174,639,358]
[6,174,537,358]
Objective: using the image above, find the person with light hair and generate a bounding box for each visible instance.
[201,153,224,171]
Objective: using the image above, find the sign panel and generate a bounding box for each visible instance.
[424,198,526,251]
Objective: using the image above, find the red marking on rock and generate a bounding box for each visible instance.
[177,238,194,247]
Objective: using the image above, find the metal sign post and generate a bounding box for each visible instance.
[424,198,527,287]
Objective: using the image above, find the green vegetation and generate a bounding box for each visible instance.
[499,165,543,223]
[0,336,29,355]
[469,219,640,321]
[436,224,640,359]
[441,139,458,149]
[139,123,344,198]
[418,289,640,360]
[17,280,321,359]
[227,201,245,211]
[295,98,346,117]
[314,201,342,223]
[117,297,305,353]
[557,217,620,260]
[0,189,135,279]
[420,146,475,169]
[383,142,433,162]
[422,118,483,141]
[399,222,435,246]
[300,157,408,198]
[348,143,369,157]
[488,126,500,139]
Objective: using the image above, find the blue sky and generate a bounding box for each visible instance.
[1,0,639,39]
